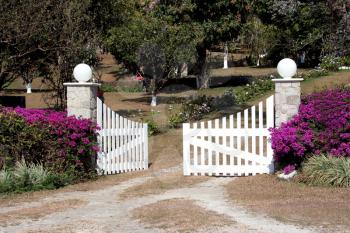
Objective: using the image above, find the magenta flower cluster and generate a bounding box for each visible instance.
[270,89,350,170]
[2,107,100,172]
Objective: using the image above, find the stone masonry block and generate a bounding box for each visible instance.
[273,79,303,127]
[64,83,100,122]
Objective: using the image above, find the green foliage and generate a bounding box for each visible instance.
[240,16,278,64]
[299,155,350,188]
[301,69,329,80]
[255,0,333,66]
[168,113,186,129]
[100,83,143,93]
[0,112,52,168]
[168,90,238,127]
[145,119,160,136]
[0,161,73,194]
[0,0,99,108]
[117,86,144,93]
[341,56,350,66]
[107,0,251,90]
[181,95,213,121]
[0,109,99,181]
[235,78,274,104]
[212,90,236,108]
[320,55,341,71]
[100,83,116,92]
[168,95,213,127]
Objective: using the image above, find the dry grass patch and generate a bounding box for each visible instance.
[226,175,350,231]
[119,171,209,200]
[0,199,86,227]
[132,198,235,233]
[148,129,183,170]
[25,220,103,233]
[0,170,147,208]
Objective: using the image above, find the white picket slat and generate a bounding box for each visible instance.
[207,120,212,176]
[193,123,198,175]
[200,121,205,168]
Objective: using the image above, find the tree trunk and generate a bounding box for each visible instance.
[151,92,157,106]
[197,46,210,89]
[180,63,188,77]
[223,42,228,69]
[26,82,32,93]
[150,78,157,106]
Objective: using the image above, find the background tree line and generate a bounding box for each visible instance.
[1,0,349,108]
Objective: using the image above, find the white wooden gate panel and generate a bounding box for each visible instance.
[183,95,274,176]
[97,98,148,175]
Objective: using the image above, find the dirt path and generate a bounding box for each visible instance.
[0,164,318,233]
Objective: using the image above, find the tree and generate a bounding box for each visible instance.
[253,0,340,66]
[107,0,251,99]
[153,0,252,88]
[107,1,200,105]
[240,16,278,66]
[323,0,350,55]
[0,0,98,108]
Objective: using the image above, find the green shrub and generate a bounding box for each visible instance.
[320,55,341,71]
[168,113,186,128]
[0,108,99,180]
[101,83,117,92]
[0,161,73,194]
[0,112,54,168]
[341,55,350,66]
[118,86,143,92]
[101,83,143,93]
[212,89,236,108]
[302,69,329,80]
[299,155,350,187]
[168,95,213,127]
[168,93,237,127]
[235,78,274,104]
[145,119,160,136]
[0,169,12,193]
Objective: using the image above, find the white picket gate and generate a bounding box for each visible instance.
[183,95,274,176]
[96,98,148,175]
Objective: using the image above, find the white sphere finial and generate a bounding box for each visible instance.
[277,58,297,79]
[73,64,92,83]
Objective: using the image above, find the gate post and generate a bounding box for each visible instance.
[64,64,100,122]
[272,58,303,127]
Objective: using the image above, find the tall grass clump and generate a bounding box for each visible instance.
[0,160,72,194]
[300,155,350,187]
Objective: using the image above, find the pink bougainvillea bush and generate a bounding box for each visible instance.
[270,88,350,171]
[0,107,99,178]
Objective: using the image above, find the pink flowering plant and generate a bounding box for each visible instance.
[0,107,99,178]
[270,88,350,171]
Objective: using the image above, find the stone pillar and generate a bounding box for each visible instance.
[272,78,303,127]
[64,83,101,122]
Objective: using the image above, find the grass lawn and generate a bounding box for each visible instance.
[301,70,350,95]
